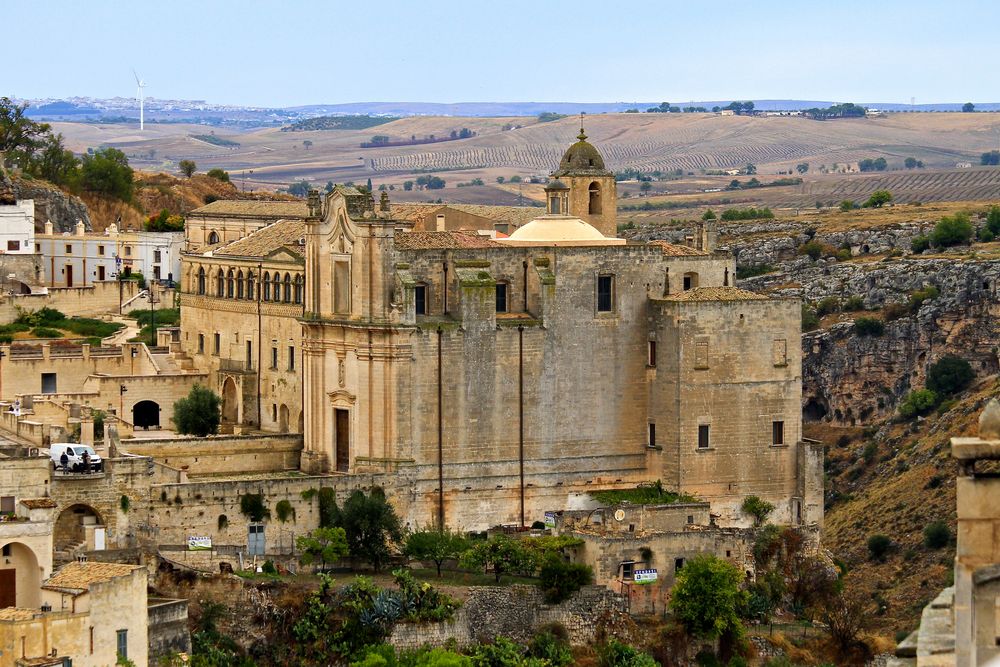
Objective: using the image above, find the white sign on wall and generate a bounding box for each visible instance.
[187,536,212,551]
[634,569,658,584]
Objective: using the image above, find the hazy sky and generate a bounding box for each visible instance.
[6,0,998,107]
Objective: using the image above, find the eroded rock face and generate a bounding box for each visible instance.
[11,177,91,232]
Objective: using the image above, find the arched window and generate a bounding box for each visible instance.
[247,271,255,301]
[294,274,304,304]
[208,230,220,244]
[197,267,206,295]
[262,272,271,301]
[216,269,225,296]
[588,182,602,215]
[226,269,235,298]
[237,270,245,299]
[283,273,292,303]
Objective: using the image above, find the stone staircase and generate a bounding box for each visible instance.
[53,540,85,567]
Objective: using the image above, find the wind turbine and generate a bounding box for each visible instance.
[133,70,146,131]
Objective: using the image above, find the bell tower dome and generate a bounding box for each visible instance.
[550,116,617,236]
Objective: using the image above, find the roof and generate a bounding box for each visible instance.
[389,202,441,223]
[42,562,144,595]
[215,220,305,258]
[662,286,768,302]
[19,498,57,509]
[389,203,540,226]
[394,231,505,250]
[552,130,611,176]
[503,214,625,247]
[191,200,310,218]
[0,607,40,621]
[646,240,710,256]
[545,179,570,191]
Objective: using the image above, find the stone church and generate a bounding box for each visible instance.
[181,131,821,531]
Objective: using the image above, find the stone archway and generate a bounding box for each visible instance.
[222,377,239,424]
[0,542,41,608]
[132,399,160,430]
[54,504,104,556]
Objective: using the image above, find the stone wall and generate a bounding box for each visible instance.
[123,433,302,476]
[148,597,191,662]
[0,280,142,323]
[388,584,626,650]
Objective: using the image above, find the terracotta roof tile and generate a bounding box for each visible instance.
[389,203,442,222]
[19,498,57,509]
[215,220,306,258]
[0,607,39,621]
[388,203,540,226]
[191,200,309,218]
[43,562,143,594]
[646,240,709,256]
[663,286,768,302]
[395,231,505,250]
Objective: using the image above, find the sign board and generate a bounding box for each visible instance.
[544,512,556,529]
[187,536,212,551]
[633,569,658,584]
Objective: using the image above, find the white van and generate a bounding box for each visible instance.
[50,443,103,472]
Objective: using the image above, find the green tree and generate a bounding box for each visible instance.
[27,133,79,186]
[460,535,537,583]
[744,163,756,175]
[206,168,230,182]
[597,639,660,667]
[496,176,505,184]
[864,189,893,208]
[403,180,414,191]
[985,205,1000,236]
[702,209,716,221]
[639,181,652,193]
[839,200,855,212]
[336,487,403,572]
[911,235,931,253]
[930,213,974,247]
[404,529,470,577]
[179,160,196,177]
[899,389,939,418]
[669,554,746,639]
[538,556,594,603]
[303,140,313,150]
[927,356,974,396]
[171,384,221,436]
[963,102,975,113]
[796,162,809,174]
[983,151,1000,166]
[288,180,311,197]
[0,97,51,169]
[297,527,349,570]
[741,496,774,526]
[904,157,918,169]
[79,147,134,201]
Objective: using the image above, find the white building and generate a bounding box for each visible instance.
[35,222,183,288]
[0,199,35,255]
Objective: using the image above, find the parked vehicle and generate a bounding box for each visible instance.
[49,443,103,472]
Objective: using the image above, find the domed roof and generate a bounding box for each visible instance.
[544,178,570,191]
[553,130,610,176]
[501,213,625,247]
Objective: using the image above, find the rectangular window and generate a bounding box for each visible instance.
[495,283,508,313]
[90,626,94,654]
[597,275,613,312]
[154,250,162,262]
[34,243,40,253]
[621,561,635,580]
[98,245,105,256]
[772,338,788,367]
[648,423,656,448]
[6,241,18,251]
[65,244,72,254]
[271,347,278,369]
[124,246,132,257]
[772,420,784,446]
[213,333,220,355]
[288,346,295,371]
[41,373,57,394]
[117,629,128,660]
[0,496,14,513]
[334,260,350,313]
[675,558,685,572]
[414,285,426,316]
[197,334,205,354]
[647,340,656,367]
[698,424,710,449]
[683,275,692,290]
[694,341,709,369]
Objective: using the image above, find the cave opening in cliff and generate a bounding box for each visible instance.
[804,397,828,422]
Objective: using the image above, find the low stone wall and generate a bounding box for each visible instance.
[148,597,191,662]
[124,433,303,476]
[389,584,626,650]
[0,281,141,322]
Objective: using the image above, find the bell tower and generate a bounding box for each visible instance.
[550,116,618,236]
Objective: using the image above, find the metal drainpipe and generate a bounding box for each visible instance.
[519,324,525,527]
[437,327,444,530]
[442,262,448,315]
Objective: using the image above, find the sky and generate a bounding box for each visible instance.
[5,0,999,107]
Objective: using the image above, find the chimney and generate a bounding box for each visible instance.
[74,220,85,237]
[43,221,53,235]
[307,189,321,218]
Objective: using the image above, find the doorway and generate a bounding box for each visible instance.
[0,569,14,608]
[335,408,349,472]
[65,264,73,288]
[248,523,265,556]
[132,400,160,430]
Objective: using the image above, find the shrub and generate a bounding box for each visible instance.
[206,168,230,182]
[261,560,277,575]
[867,534,892,561]
[926,356,974,397]
[864,190,893,208]
[735,264,774,280]
[853,317,885,336]
[239,493,270,522]
[835,249,852,261]
[839,200,855,212]
[843,296,865,311]
[741,496,774,526]
[801,305,819,332]
[911,235,931,253]
[815,297,841,317]
[597,639,660,667]
[528,630,573,666]
[800,240,824,260]
[539,556,594,603]
[171,384,221,436]
[862,442,878,464]
[987,205,1000,236]
[670,555,746,639]
[30,327,61,338]
[275,499,296,523]
[882,302,910,321]
[899,389,939,418]
[908,286,939,312]
[923,521,950,549]
[930,213,974,247]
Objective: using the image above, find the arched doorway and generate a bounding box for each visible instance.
[278,405,289,433]
[588,182,602,214]
[0,542,41,607]
[54,504,104,555]
[132,400,160,430]
[222,377,239,424]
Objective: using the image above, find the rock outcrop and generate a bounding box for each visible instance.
[11,176,92,232]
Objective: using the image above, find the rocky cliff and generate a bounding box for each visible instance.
[7,173,93,232]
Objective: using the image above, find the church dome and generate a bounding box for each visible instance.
[553,130,609,175]
[501,213,624,247]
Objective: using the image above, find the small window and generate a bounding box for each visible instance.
[208,231,220,244]
[698,424,710,449]
[648,340,656,367]
[687,515,694,524]
[65,244,73,254]
[117,629,128,660]
[0,496,14,513]
[34,243,40,252]
[772,338,787,367]
[41,372,57,394]
[154,250,162,262]
[288,346,295,371]
[153,265,161,279]
[648,423,656,448]
[683,275,692,290]
[772,420,784,446]
[271,404,277,421]
[597,275,614,312]
[213,333,221,355]
[549,196,561,214]
[495,283,508,313]
[124,246,132,257]
[414,285,427,316]
[1,544,9,557]
[6,241,18,251]
[675,558,685,572]
[271,347,278,369]
[98,245,105,256]
[197,334,205,354]
[621,561,635,580]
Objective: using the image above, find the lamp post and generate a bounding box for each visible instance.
[130,345,137,375]
[119,384,127,421]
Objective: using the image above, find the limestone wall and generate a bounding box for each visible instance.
[148,597,191,662]
[0,280,142,323]
[123,433,302,475]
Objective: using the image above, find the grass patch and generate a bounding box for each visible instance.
[128,307,180,327]
[590,480,699,506]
